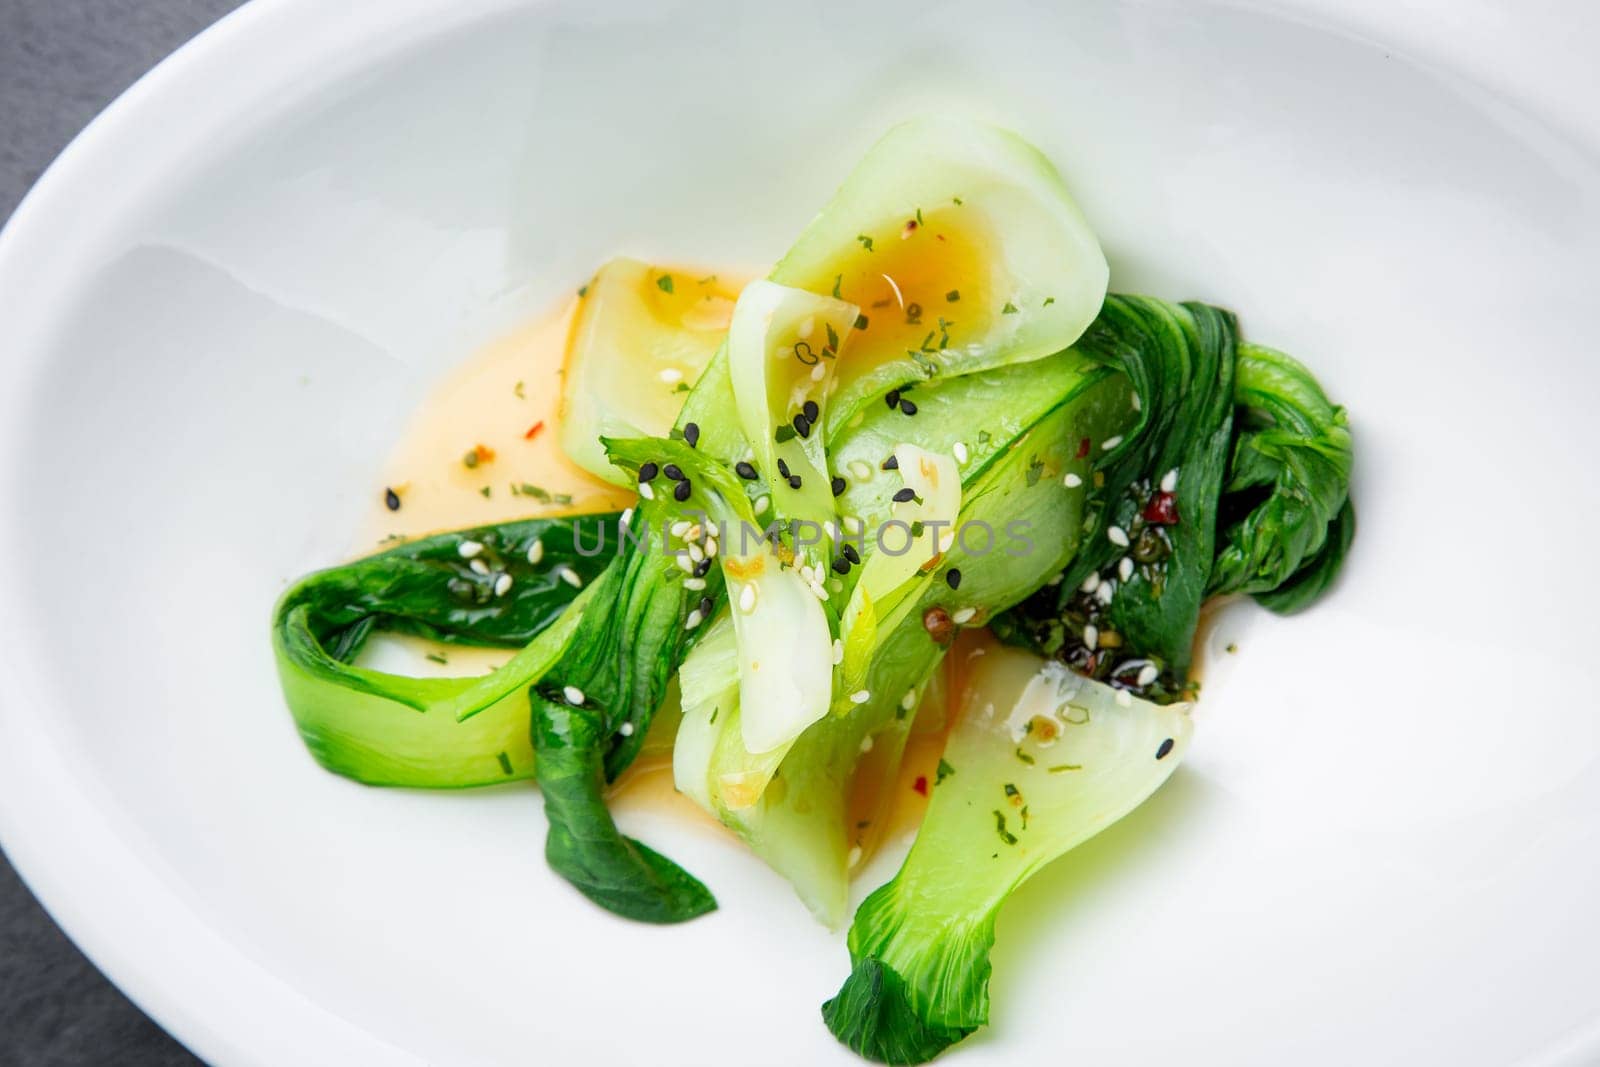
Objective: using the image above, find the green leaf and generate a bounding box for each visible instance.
[532,693,715,923]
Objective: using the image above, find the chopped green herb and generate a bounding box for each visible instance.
[673,382,692,394]
[1047,763,1083,773]
[775,425,797,444]
[1014,747,1035,765]
[977,429,992,447]
[915,207,924,226]
[1226,642,1238,654]
[825,322,840,354]
[462,451,480,470]
[479,486,492,498]
[935,758,955,784]
[832,274,843,299]
[496,751,514,776]
[945,289,960,302]
[1002,301,1019,315]
[656,274,675,294]
[513,380,525,399]
[992,810,1018,846]
[1043,296,1056,307]
[952,195,963,206]
[1025,456,1044,487]
[697,274,718,285]
[856,234,874,252]
[1002,783,1020,799]
[854,313,869,330]
[709,706,719,724]
[424,652,449,665]
[577,284,589,298]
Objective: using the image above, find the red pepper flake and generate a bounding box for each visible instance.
[523,420,545,441]
[1075,437,1091,459]
[474,443,496,464]
[1142,490,1180,525]
[912,776,929,797]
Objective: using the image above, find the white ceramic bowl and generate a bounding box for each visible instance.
[3,1,1599,1063]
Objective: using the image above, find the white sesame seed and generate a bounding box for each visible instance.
[1161,468,1179,493]
[850,689,871,705]
[1063,472,1082,488]
[798,316,815,339]
[619,509,633,528]
[831,637,844,664]
[1083,624,1099,650]
[684,609,703,630]
[688,524,707,543]
[458,540,484,559]
[847,846,862,869]
[526,539,544,565]
[494,573,513,597]
[619,721,635,736]
[684,577,707,591]
[1101,435,1123,451]
[860,735,874,753]
[754,494,771,513]
[1118,557,1134,581]
[1080,572,1100,593]
[811,363,826,382]
[952,607,977,625]
[823,520,839,544]
[704,538,718,558]
[1108,525,1130,547]
[687,542,704,563]
[675,554,695,573]
[558,566,583,588]
[670,520,691,538]
[1137,664,1160,687]
[809,580,829,601]
[562,685,585,706]
[848,460,873,482]
[659,367,683,384]
[952,441,969,465]
[900,689,917,711]
[1115,689,1133,707]
[1131,391,1142,412]
[1096,581,1116,604]
[469,559,490,576]
[739,583,758,614]
[639,482,655,501]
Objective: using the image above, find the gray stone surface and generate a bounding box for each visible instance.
[1,3,242,1061]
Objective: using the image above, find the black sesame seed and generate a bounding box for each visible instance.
[788,475,803,489]
[777,458,791,479]
[735,461,758,480]
[885,389,901,409]
[698,595,714,617]
[383,487,401,511]
[673,479,692,502]
[683,422,700,447]
[946,568,963,590]
[662,463,684,482]
[841,543,861,564]
[881,454,899,471]
[1156,738,1175,760]
[694,558,712,577]
[802,400,819,422]
[638,462,659,483]
[899,398,919,416]
[832,557,852,575]
[793,413,812,438]
[892,487,916,503]
[831,476,847,496]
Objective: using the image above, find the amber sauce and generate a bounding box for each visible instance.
[792,205,995,387]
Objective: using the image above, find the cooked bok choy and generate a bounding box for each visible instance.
[270,116,1355,1063]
